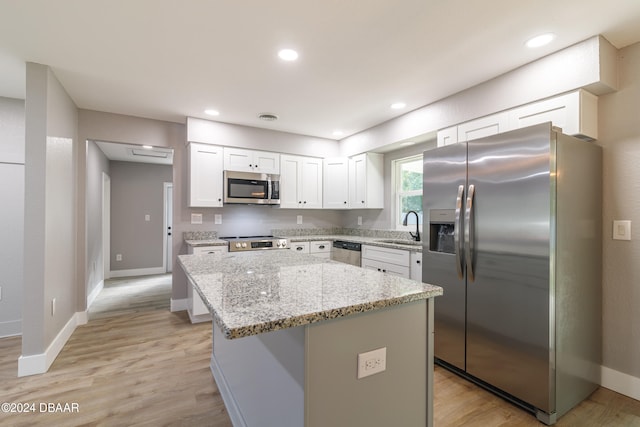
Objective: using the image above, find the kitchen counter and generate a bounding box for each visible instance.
[178,250,440,339]
[178,250,441,427]
[285,234,424,252]
[183,238,228,247]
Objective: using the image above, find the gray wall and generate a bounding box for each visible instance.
[23,63,77,356]
[109,160,172,271]
[0,96,25,337]
[599,41,640,379]
[85,140,109,298]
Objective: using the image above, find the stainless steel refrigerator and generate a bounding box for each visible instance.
[422,123,602,424]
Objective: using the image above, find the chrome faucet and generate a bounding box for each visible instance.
[403,210,421,241]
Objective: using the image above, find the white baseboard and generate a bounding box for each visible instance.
[87,279,104,309]
[109,266,165,278]
[18,311,82,377]
[187,309,212,324]
[171,298,188,312]
[601,365,640,401]
[0,319,22,338]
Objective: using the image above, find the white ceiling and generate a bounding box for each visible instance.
[94,140,173,165]
[1,1,640,141]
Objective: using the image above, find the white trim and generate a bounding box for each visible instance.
[601,365,640,401]
[102,172,111,281]
[109,267,165,278]
[170,298,188,312]
[86,279,104,309]
[0,319,22,338]
[76,311,88,326]
[187,309,212,323]
[163,182,173,274]
[18,311,81,377]
[211,355,246,427]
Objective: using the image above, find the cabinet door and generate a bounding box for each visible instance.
[253,151,280,174]
[280,155,302,209]
[223,147,254,172]
[301,157,323,208]
[437,126,458,147]
[189,143,223,207]
[349,154,367,208]
[457,112,509,142]
[348,153,383,209]
[410,251,422,282]
[508,89,598,140]
[323,158,349,209]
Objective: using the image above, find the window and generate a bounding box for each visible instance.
[394,155,423,229]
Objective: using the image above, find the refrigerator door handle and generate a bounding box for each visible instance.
[454,184,465,279]
[465,184,475,282]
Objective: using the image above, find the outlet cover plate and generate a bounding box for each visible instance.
[357,347,386,379]
[613,220,631,240]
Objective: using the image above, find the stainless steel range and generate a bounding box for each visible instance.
[222,235,289,252]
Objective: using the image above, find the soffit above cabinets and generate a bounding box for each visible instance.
[94,140,173,165]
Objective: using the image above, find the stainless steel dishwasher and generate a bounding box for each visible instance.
[331,240,362,267]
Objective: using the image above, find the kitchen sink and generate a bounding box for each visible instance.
[375,239,422,246]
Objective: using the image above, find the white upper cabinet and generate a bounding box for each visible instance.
[508,89,598,140]
[223,147,280,174]
[436,89,598,147]
[436,126,458,147]
[457,112,510,143]
[280,155,323,209]
[323,157,350,209]
[188,143,223,207]
[349,153,383,209]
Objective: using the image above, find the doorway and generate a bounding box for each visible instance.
[102,172,111,280]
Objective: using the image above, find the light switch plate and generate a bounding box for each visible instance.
[144,214,150,221]
[297,215,303,225]
[191,213,203,225]
[613,220,631,241]
[357,216,362,226]
[214,214,222,224]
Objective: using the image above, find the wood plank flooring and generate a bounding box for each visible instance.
[1,275,639,426]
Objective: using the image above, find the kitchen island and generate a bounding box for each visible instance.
[178,251,442,427]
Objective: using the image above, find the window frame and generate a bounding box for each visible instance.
[392,154,423,231]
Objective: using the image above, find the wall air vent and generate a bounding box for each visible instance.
[131,149,169,158]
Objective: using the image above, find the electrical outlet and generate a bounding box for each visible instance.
[145,214,151,221]
[214,214,222,224]
[357,347,386,379]
[191,213,203,224]
[51,298,56,316]
[297,215,303,225]
[357,216,362,226]
[116,254,122,261]
[613,220,631,240]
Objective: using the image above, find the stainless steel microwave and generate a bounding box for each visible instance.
[223,170,280,205]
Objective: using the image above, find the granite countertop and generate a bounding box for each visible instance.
[184,238,228,247]
[178,251,442,339]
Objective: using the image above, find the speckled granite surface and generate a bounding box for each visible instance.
[178,251,441,339]
[272,228,424,251]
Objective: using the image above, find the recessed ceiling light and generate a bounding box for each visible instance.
[278,49,299,61]
[332,130,344,137]
[204,109,220,116]
[526,33,555,48]
[391,102,406,109]
[142,145,153,149]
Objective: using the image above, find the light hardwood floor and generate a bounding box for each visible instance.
[1,275,639,426]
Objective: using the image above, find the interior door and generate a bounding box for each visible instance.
[422,142,467,370]
[465,125,552,412]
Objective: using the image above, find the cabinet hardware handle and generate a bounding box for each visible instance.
[344,201,347,204]
[296,247,303,251]
[361,200,365,203]
[382,269,386,273]
[417,260,421,264]
[319,245,325,249]
[303,201,307,204]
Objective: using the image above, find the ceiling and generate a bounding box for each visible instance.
[1,1,640,141]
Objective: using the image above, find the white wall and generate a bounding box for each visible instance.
[21,63,78,375]
[0,96,25,337]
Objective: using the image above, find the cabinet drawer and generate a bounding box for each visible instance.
[190,245,228,255]
[362,245,410,266]
[310,241,331,254]
[289,242,310,254]
[361,259,410,278]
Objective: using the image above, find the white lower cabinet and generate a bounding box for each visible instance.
[187,245,228,323]
[361,245,410,279]
[310,241,331,259]
[410,251,422,282]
